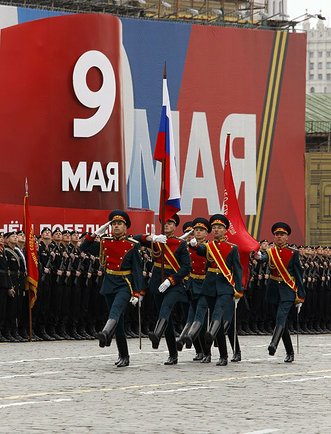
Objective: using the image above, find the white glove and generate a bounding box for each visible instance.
[296,303,302,313]
[130,296,139,307]
[158,279,171,293]
[94,221,110,237]
[254,251,262,260]
[179,229,193,240]
[152,234,167,243]
[189,238,197,247]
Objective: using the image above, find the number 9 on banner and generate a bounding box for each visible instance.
[73,50,116,138]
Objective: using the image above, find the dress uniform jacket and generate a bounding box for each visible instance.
[80,234,143,296]
[197,240,243,296]
[263,245,305,304]
[186,244,207,298]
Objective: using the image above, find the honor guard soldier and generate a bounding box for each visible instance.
[139,214,191,365]
[176,217,211,362]
[0,232,11,342]
[259,222,305,362]
[184,214,243,366]
[80,210,143,368]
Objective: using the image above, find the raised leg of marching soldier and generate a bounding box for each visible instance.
[149,290,186,365]
[98,291,131,353]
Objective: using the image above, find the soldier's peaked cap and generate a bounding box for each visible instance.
[182,221,193,233]
[4,231,17,238]
[109,210,131,229]
[52,227,62,236]
[167,214,180,226]
[209,214,229,230]
[193,217,211,233]
[271,222,291,235]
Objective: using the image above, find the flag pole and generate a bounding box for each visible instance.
[160,63,167,281]
[24,178,33,342]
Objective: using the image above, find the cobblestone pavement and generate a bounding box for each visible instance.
[0,334,330,433]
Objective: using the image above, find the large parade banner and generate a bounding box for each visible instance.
[0,7,306,242]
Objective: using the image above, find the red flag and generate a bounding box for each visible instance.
[223,134,260,288]
[23,181,39,308]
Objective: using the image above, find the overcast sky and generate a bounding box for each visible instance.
[287,0,330,26]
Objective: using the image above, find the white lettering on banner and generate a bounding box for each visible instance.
[73,50,116,138]
[181,112,220,215]
[220,114,257,215]
[128,110,257,216]
[62,162,118,192]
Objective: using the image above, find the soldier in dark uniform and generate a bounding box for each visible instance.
[3,231,27,342]
[0,232,11,342]
[139,214,191,365]
[80,210,143,367]
[176,217,211,362]
[35,227,55,341]
[184,214,243,366]
[259,222,305,362]
[48,227,66,340]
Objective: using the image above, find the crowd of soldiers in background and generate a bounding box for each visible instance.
[0,228,331,343]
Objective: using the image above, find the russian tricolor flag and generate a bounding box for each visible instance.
[154,74,181,222]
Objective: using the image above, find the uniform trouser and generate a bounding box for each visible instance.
[71,280,82,328]
[153,289,184,357]
[34,280,51,329]
[88,282,99,328]
[79,282,91,328]
[104,291,131,322]
[274,300,293,328]
[19,290,29,332]
[5,292,18,331]
[187,297,207,355]
[49,278,64,328]
[104,291,131,355]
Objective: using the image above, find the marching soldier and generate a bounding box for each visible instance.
[140,214,191,365]
[176,217,211,362]
[184,214,243,366]
[80,210,144,367]
[259,222,305,362]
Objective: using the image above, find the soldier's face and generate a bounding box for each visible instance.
[164,221,176,236]
[211,224,227,239]
[8,233,18,245]
[62,233,71,243]
[17,233,26,243]
[273,231,288,246]
[53,231,62,242]
[41,229,52,240]
[194,227,207,242]
[111,221,127,237]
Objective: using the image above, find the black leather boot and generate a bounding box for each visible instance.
[216,357,228,366]
[164,355,178,365]
[117,356,130,367]
[97,319,117,348]
[268,325,284,356]
[38,326,55,341]
[200,354,211,363]
[115,335,129,366]
[176,322,192,351]
[0,331,9,342]
[48,326,64,341]
[148,318,167,349]
[231,351,241,362]
[205,320,221,345]
[184,321,202,349]
[284,352,294,363]
[193,352,204,361]
[282,327,294,363]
